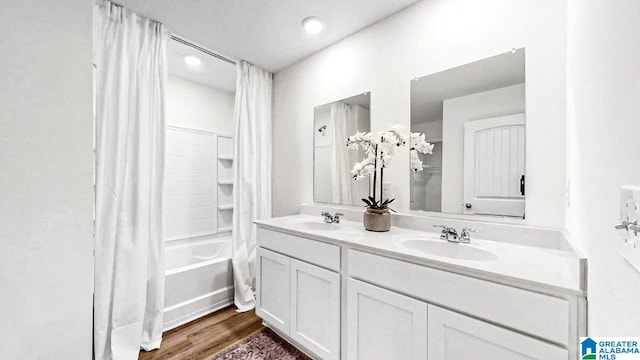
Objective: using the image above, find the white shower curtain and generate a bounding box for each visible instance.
[232,61,273,312]
[93,2,170,359]
[330,102,356,204]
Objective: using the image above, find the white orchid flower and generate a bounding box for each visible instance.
[410,132,434,155]
[379,124,407,147]
[346,131,376,155]
[351,156,375,181]
[346,124,435,210]
[410,150,424,172]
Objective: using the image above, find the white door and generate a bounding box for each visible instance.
[290,259,341,360]
[347,278,428,360]
[428,305,567,360]
[256,247,290,335]
[463,113,525,217]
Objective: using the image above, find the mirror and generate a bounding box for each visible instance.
[314,93,371,205]
[410,48,526,218]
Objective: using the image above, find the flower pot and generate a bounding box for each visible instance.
[363,208,391,232]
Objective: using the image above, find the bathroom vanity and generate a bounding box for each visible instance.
[254,205,587,360]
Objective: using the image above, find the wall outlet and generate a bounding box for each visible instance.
[620,186,640,272]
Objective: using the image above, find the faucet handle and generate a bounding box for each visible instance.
[321,212,333,223]
[434,225,458,242]
[434,224,456,233]
[333,213,344,223]
[460,227,478,243]
[614,219,637,230]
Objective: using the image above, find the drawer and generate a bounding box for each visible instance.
[257,228,341,271]
[348,249,570,346]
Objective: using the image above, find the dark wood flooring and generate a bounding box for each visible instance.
[139,306,264,360]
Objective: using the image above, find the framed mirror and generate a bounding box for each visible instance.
[410,48,526,218]
[314,93,371,205]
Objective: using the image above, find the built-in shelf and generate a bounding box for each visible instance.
[217,136,233,235]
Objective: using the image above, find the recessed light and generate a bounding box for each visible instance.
[183,55,202,68]
[302,16,324,34]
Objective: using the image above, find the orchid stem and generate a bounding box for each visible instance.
[380,167,384,205]
[372,144,377,205]
[379,136,384,206]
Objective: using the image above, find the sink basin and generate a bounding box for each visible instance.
[292,221,341,231]
[401,239,497,261]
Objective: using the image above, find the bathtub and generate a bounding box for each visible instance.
[163,235,234,331]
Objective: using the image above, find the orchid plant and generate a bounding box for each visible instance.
[346,124,434,211]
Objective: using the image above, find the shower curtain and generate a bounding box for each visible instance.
[330,102,356,204]
[93,2,170,359]
[232,61,273,312]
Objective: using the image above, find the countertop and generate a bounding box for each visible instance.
[255,214,586,296]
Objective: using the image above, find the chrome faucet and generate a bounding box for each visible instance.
[321,212,344,223]
[434,225,459,242]
[333,213,344,223]
[460,227,478,243]
[434,225,479,243]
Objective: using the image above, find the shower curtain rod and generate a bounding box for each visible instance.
[170,35,237,65]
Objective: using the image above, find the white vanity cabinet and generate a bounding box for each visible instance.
[255,221,586,360]
[290,258,340,360]
[347,249,582,360]
[346,278,428,360]
[345,277,568,360]
[428,305,567,360]
[256,229,341,360]
[256,247,290,334]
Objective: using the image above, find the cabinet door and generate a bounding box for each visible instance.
[290,259,341,360]
[256,247,290,335]
[428,305,567,360]
[347,278,428,360]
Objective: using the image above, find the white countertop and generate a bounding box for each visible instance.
[255,214,586,296]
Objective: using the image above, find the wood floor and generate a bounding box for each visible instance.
[139,306,264,360]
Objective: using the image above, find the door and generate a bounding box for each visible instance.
[428,305,567,360]
[290,259,341,360]
[347,278,428,360]
[463,113,525,217]
[256,247,290,335]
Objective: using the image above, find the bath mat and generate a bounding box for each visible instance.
[212,328,312,360]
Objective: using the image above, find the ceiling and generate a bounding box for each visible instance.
[117,0,420,72]
[168,39,237,92]
[411,48,526,124]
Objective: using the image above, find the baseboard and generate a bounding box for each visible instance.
[163,286,234,331]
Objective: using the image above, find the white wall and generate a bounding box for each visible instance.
[166,76,235,136]
[272,0,568,229]
[0,1,94,359]
[566,0,640,334]
[441,84,525,213]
